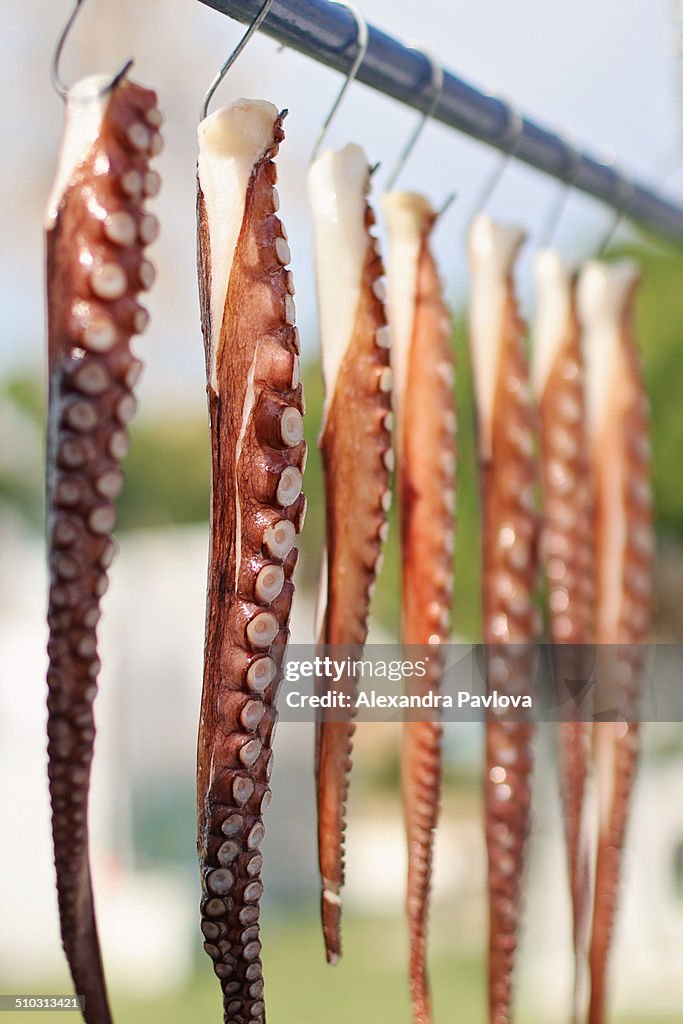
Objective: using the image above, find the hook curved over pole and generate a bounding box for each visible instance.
[596,172,635,258]
[539,133,582,249]
[384,46,444,191]
[438,190,458,218]
[201,0,275,120]
[466,103,524,234]
[52,0,133,101]
[309,0,369,164]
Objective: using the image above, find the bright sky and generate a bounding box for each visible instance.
[0,0,680,415]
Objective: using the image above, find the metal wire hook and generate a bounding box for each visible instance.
[384,46,444,190]
[52,0,133,101]
[201,0,275,121]
[309,0,369,164]
[596,171,635,257]
[466,102,524,233]
[670,0,683,160]
[539,133,582,249]
[438,191,458,218]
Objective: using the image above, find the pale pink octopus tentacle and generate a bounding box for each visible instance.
[468,214,539,1024]
[578,261,653,1024]
[532,250,594,1019]
[383,192,456,1024]
[45,73,162,1023]
[196,101,306,1023]
[308,145,393,963]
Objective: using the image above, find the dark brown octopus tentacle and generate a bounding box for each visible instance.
[383,192,456,1024]
[578,261,653,1024]
[45,74,162,1023]
[533,250,594,1019]
[468,214,538,1024]
[196,100,306,1023]
[308,144,393,963]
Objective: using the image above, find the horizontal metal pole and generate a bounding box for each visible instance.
[198,0,683,246]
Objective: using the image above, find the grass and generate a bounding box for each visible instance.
[111,915,483,1024]
[3,913,678,1023]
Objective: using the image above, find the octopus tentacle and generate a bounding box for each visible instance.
[45,73,161,1024]
[532,249,594,1019]
[383,192,456,1024]
[468,214,538,1024]
[196,100,306,1022]
[578,261,653,1024]
[308,145,393,963]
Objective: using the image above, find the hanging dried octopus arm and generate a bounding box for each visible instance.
[468,214,538,1024]
[532,249,593,1010]
[383,191,456,1024]
[196,98,305,1019]
[45,57,161,1023]
[578,260,653,1024]
[308,144,393,963]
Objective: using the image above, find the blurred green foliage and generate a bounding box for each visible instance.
[5,373,44,421]
[2,239,682,640]
[8,912,678,1023]
[122,919,484,1024]
[118,417,210,529]
[625,242,683,536]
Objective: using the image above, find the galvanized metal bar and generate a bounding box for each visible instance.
[197,0,683,245]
